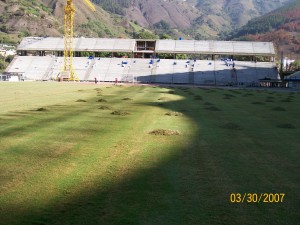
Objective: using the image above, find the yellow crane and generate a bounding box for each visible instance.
[59,0,96,81]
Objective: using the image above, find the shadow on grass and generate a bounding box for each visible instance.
[1,86,299,225]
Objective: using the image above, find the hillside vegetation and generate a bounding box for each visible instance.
[231,0,300,59]
[0,0,292,44]
[0,0,130,44]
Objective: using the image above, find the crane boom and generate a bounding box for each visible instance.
[83,0,96,11]
[59,0,96,81]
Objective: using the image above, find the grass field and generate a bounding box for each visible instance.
[0,82,299,225]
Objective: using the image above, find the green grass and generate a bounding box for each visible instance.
[0,83,299,225]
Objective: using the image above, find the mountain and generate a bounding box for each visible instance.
[230,0,300,58]
[0,0,294,44]
[114,0,291,38]
[0,0,130,44]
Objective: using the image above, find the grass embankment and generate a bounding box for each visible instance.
[0,83,299,225]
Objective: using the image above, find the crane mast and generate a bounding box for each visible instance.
[59,0,96,81]
[63,0,76,81]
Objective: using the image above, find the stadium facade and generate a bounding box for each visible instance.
[4,37,279,86]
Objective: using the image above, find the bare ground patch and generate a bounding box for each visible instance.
[99,106,113,110]
[165,112,183,116]
[97,99,107,102]
[76,99,87,102]
[220,122,242,130]
[111,111,130,116]
[149,129,180,136]
[277,124,296,129]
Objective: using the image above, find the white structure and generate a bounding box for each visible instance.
[5,37,278,85]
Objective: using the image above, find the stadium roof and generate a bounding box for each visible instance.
[18,37,275,56]
[155,40,275,56]
[18,37,136,52]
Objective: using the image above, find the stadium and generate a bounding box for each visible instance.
[4,37,278,86]
[1,0,299,224]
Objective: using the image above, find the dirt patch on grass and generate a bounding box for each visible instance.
[165,112,183,116]
[99,106,113,110]
[252,101,265,105]
[194,95,203,100]
[122,98,133,100]
[243,93,254,97]
[36,107,47,111]
[187,92,195,95]
[111,110,130,116]
[266,96,275,99]
[220,122,242,130]
[76,99,87,102]
[97,99,107,102]
[277,124,296,129]
[149,129,180,136]
[204,102,214,106]
[281,98,293,102]
[229,90,241,94]
[224,94,235,98]
[272,107,286,111]
[265,99,274,103]
[205,106,221,111]
[158,97,171,101]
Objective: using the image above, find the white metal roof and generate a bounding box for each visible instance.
[18,37,275,56]
[156,40,275,55]
[18,37,136,52]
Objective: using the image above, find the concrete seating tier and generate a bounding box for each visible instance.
[6,57,278,85]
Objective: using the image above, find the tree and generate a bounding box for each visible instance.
[136,31,158,39]
[160,33,171,39]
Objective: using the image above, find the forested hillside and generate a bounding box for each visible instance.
[231,0,300,59]
[0,0,131,44]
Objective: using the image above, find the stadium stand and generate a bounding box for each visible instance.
[285,71,300,88]
[6,37,279,85]
[193,60,216,85]
[128,59,152,83]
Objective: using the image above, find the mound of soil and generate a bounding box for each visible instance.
[220,122,242,130]
[122,98,133,100]
[76,99,87,102]
[223,96,232,100]
[194,95,203,100]
[281,98,293,102]
[243,93,254,97]
[97,99,107,102]
[111,111,130,116]
[165,112,183,116]
[224,94,235,98]
[252,101,265,105]
[36,108,47,111]
[265,99,274,103]
[205,106,221,111]
[99,106,112,110]
[277,124,296,129]
[158,97,171,101]
[149,129,180,136]
[272,107,286,111]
